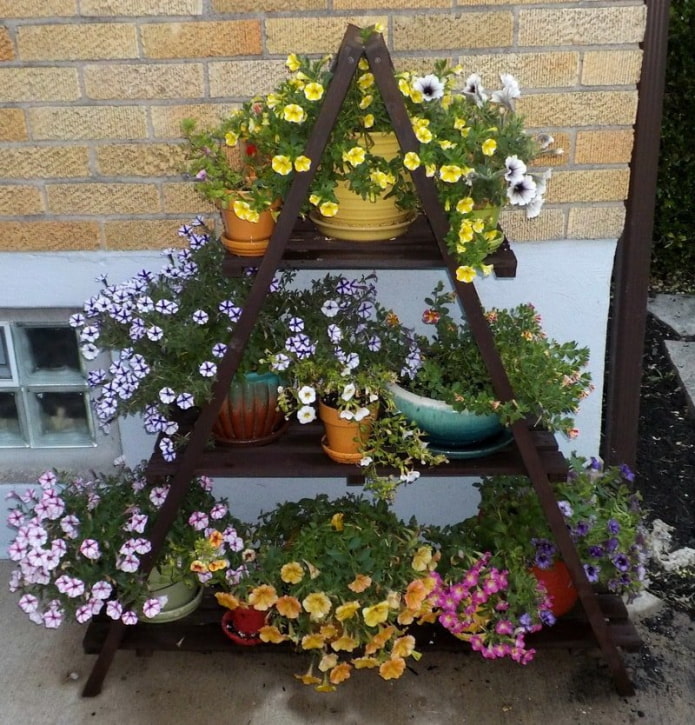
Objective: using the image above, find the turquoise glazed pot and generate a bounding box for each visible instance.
[388,382,503,448]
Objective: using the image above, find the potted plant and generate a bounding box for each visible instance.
[388,280,593,452]
[6,461,245,628]
[460,456,648,614]
[270,272,445,500]
[210,494,439,691]
[69,220,310,459]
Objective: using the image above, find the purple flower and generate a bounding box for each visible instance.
[188,511,209,531]
[583,563,600,583]
[192,309,209,325]
[619,464,635,482]
[607,518,621,534]
[557,500,573,518]
[199,361,217,378]
[612,553,631,572]
[146,325,163,342]
[212,342,227,358]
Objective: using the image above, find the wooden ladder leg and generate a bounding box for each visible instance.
[82,619,127,697]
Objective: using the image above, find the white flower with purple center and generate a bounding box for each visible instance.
[357,301,374,319]
[154,299,179,315]
[81,343,99,360]
[52,538,67,557]
[91,581,113,600]
[341,383,356,402]
[106,600,123,620]
[327,324,342,343]
[557,500,573,518]
[69,313,86,328]
[321,299,340,318]
[60,514,80,538]
[18,593,39,614]
[79,325,100,343]
[212,342,227,358]
[176,392,195,410]
[210,503,228,520]
[288,316,304,333]
[87,369,107,387]
[504,155,527,185]
[136,296,154,313]
[7,508,25,528]
[344,352,360,370]
[131,537,152,555]
[159,387,176,405]
[298,385,317,404]
[121,610,138,626]
[192,309,209,325]
[79,538,101,560]
[26,524,48,548]
[146,325,164,342]
[297,405,316,424]
[75,604,94,624]
[117,553,140,573]
[188,511,209,531]
[61,576,86,598]
[219,300,242,321]
[149,485,169,507]
[129,320,146,341]
[271,352,290,371]
[506,175,537,206]
[124,511,148,533]
[199,361,217,378]
[142,597,164,619]
[43,608,63,629]
[159,436,176,462]
[413,73,445,101]
[367,335,381,352]
[38,471,57,487]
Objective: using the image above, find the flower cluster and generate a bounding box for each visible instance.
[408,281,593,436]
[69,221,306,461]
[212,494,438,691]
[427,551,553,664]
[6,462,243,628]
[467,456,648,602]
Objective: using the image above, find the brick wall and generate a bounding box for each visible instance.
[0,1,647,252]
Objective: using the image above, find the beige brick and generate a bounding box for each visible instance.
[266,16,385,54]
[84,64,204,100]
[162,183,216,214]
[29,106,147,140]
[456,0,567,4]
[209,60,289,99]
[530,132,570,168]
[104,218,211,250]
[0,186,44,216]
[546,169,630,204]
[0,26,14,61]
[81,0,202,15]
[0,68,80,102]
[46,183,160,215]
[0,221,100,252]
[500,208,565,243]
[567,205,626,240]
[150,103,235,138]
[575,130,635,165]
[0,110,27,142]
[0,1,75,17]
[141,21,261,59]
[518,91,638,128]
[0,147,89,179]
[96,143,185,177]
[394,13,512,52]
[457,52,578,89]
[582,50,643,86]
[519,6,646,47]
[335,0,447,8]
[17,23,137,61]
[213,0,324,9]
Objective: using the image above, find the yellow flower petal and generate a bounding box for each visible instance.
[403,151,421,171]
[294,155,312,173]
[456,266,477,283]
[362,600,390,627]
[280,561,304,584]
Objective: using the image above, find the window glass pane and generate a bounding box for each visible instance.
[15,325,84,385]
[32,391,94,446]
[0,392,26,446]
[0,327,13,380]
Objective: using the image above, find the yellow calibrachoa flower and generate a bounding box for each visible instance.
[285,53,301,72]
[318,653,338,672]
[207,558,229,572]
[362,114,375,129]
[330,512,344,531]
[266,92,280,108]
[411,545,433,572]
[343,146,366,166]
[458,221,474,243]
[398,77,411,97]
[348,573,372,593]
[319,201,339,217]
[379,656,406,680]
[415,125,433,143]
[456,196,475,214]
[456,265,477,283]
[438,140,455,150]
[281,561,304,584]
[439,164,463,183]
[481,263,494,277]
[403,151,421,171]
[335,600,360,621]
[386,590,401,609]
[189,560,206,573]
[274,595,301,619]
[302,591,332,620]
[271,155,293,176]
[294,155,311,172]
[410,88,424,104]
[283,103,306,123]
[359,94,373,110]
[215,591,239,610]
[329,663,352,685]
[370,170,394,190]
[352,656,379,669]
[362,600,390,627]
[304,82,324,101]
[259,625,286,644]
[301,633,326,649]
[391,635,416,659]
[373,21,385,33]
[472,218,485,233]
[224,131,239,147]
[319,623,339,639]
[315,679,336,693]
[358,57,369,71]
[482,138,497,156]
[331,633,359,652]
[248,584,278,611]
[425,164,437,177]
[357,72,374,90]
[454,117,467,131]
[233,199,259,223]
[295,671,321,686]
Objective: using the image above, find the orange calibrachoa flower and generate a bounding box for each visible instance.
[301,633,326,650]
[215,591,240,610]
[364,626,396,655]
[379,656,406,680]
[248,584,278,611]
[275,595,302,619]
[280,561,304,584]
[331,633,359,652]
[329,663,352,685]
[391,635,416,659]
[352,656,379,670]
[404,579,428,610]
[348,574,372,593]
[259,625,287,644]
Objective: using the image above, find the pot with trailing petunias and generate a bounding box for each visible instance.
[7,461,245,628]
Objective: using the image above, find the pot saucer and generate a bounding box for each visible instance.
[428,429,514,459]
[321,435,363,464]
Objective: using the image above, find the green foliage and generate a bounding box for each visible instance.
[652,0,695,290]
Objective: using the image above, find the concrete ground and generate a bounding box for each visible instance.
[2,295,694,725]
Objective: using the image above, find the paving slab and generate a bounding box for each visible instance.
[664,340,695,414]
[648,294,695,337]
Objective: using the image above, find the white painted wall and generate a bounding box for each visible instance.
[0,238,617,554]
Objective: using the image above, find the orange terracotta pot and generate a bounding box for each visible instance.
[531,561,578,617]
[318,400,375,464]
[219,195,278,256]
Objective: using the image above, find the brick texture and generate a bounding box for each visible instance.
[46,183,160,215]
[209,60,287,98]
[518,91,638,128]
[0,110,27,142]
[141,21,261,59]
[84,64,204,100]
[163,183,216,213]
[519,6,646,47]
[96,143,185,177]
[81,0,203,15]
[456,52,578,89]
[394,13,513,52]
[104,218,207,249]
[567,206,626,240]
[335,0,448,8]
[213,0,324,10]
[0,1,75,17]
[150,103,235,138]
[575,130,635,165]
[17,23,138,61]
[582,51,643,86]
[500,208,565,243]
[0,222,100,252]
[0,186,44,216]
[547,170,630,204]
[0,68,80,102]
[0,26,14,61]
[29,107,148,140]
[266,17,385,54]
[0,147,89,179]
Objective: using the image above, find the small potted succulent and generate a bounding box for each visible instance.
[388,280,593,452]
[7,461,244,628]
[211,494,439,691]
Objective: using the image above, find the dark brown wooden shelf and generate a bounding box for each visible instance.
[221,216,517,278]
[145,423,567,482]
[82,591,641,657]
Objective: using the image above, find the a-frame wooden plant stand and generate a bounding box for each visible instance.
[81,25,640,697]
